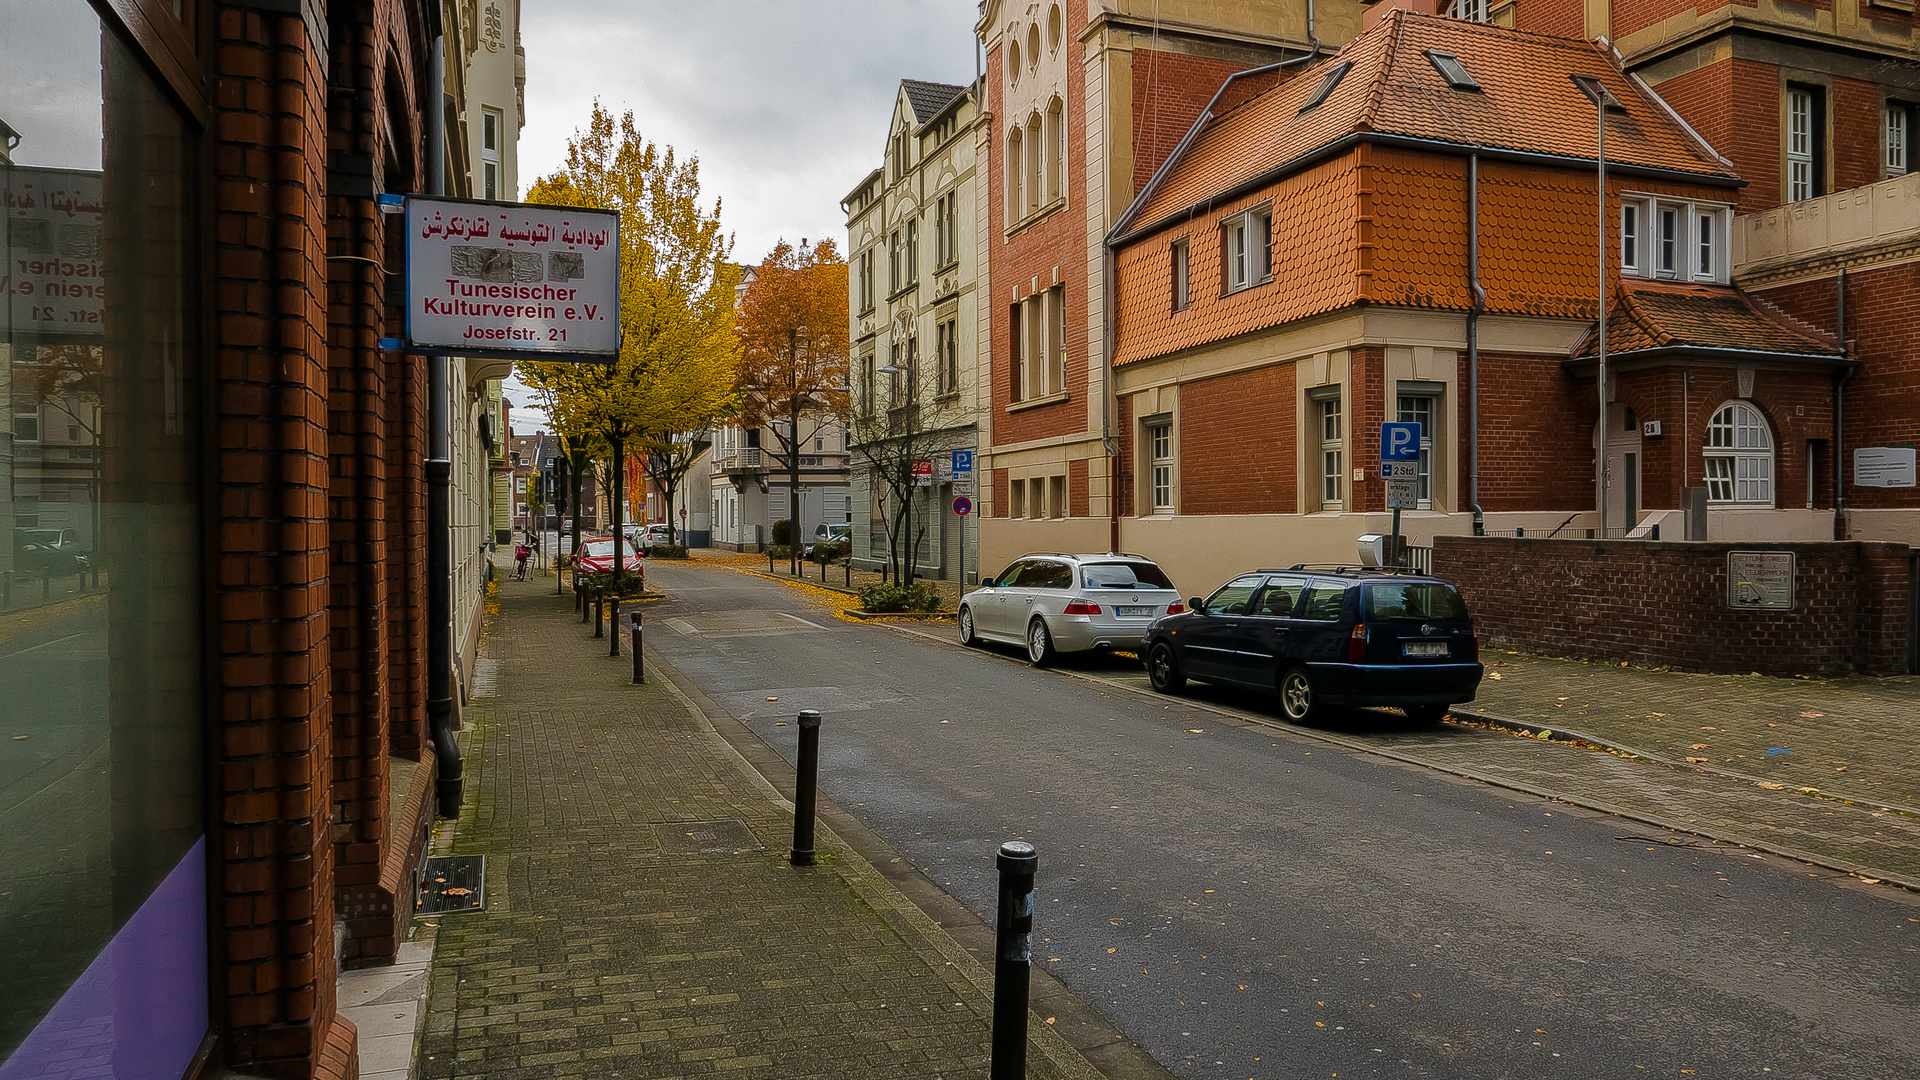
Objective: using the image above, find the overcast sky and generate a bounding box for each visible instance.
[502,0,980,432]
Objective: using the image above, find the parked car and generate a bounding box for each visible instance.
[12,527,89,576]
[959,552,1183,665]
[640,523,675,552]
[803,522,850,559]
[1141,567,1482,723]
[574,537,645,575]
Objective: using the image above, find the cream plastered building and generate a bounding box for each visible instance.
[843,79,986,581]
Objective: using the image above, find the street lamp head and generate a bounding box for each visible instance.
[1569,74,1626,113]
[877,365,903,374]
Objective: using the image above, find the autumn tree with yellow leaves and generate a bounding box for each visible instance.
[517,102,740,570]
[734,239,850,575]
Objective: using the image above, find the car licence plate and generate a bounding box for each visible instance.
[1116,605,1153,617]
[1403,641,1448,657]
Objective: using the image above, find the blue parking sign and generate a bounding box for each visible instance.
[951,449,974,475]
[1380,422,1422,463]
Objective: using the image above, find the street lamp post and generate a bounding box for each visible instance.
[1572,74,1625,540]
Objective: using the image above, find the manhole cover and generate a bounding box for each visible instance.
[417,855,485,914]
[655,820,762,854]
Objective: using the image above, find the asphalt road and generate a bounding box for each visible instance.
[642,562,1920,1080]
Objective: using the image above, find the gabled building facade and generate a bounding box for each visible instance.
[844,78,984,581]
[973,0,1369,580]
[1103,12,1854,589]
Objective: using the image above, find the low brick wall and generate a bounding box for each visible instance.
[1433,537,1913,676]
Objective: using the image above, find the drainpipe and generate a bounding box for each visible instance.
[426,25,462,816]
[1467,153,1487,536]
[1833,269,1852,541]
[1104,2,1322,553]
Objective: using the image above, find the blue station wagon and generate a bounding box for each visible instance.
[1142,567,1483,723]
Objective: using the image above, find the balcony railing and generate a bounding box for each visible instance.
[714,447,765,474]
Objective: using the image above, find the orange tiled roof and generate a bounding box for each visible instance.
[1573,280,1843,360]
[1120,11,1737,238]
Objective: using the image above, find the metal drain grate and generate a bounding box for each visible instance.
[417,855,485,914]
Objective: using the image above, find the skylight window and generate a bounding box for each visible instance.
[1425,51,1480,91]
[1298,61,1353,113]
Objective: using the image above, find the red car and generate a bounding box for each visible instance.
[574,538,645,576]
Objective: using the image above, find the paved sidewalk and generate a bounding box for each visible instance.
[1465,651,1920,812]
[415,565,1108,1079]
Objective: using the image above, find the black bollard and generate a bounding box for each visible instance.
[790,710,822,866]
[577,578,587,620]
[641,607,656,680]
[844,558,851,588]
[608,595,621,656]
[593,591,604,638]
[990,841,1038,1080]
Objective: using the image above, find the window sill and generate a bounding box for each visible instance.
[886,282,918,303]
[1005,196,1068,239]
[1007,390,1070,413]
[934,260,959,276]
[1223,275,1275,298]
[858,305,876,318]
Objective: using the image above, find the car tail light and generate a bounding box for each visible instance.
[1348,623,1368,663]
[1166,601,1185,615]
[1063,600,1102,616]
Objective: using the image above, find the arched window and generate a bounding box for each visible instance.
[1046,96,1065,202]
[1006,127,1024,222]
[1704,401,1773,505]
[1025,112,1043,213]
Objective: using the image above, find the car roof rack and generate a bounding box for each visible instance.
[1280,563,1427,576]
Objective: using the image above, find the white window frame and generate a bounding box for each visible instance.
[1704,401,1774,507]
[1620,194,1729,284]
[888,230,902,293]
[1311,388,1344,511]
[1223,205,1273,294]
[481,106,503,201]
[857,249,874,311]
[905,219,919,284]
[1006,128,1025,223]
[1887,101,1916,179]
[1395,383,1440,510]
[1787,85,1817,203]
[1146,418,1175,514]
[1046,284,1065,393]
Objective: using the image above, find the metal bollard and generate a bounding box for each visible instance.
[990,841,1038,1080]
[768,550,775,574]
[790,710,822,866]
[577,577,587,619]
[593,591,604,638]
[608,595,621,656]
[641,607,656,680]
[845,559,851,588]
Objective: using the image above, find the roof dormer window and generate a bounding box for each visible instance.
[1298,62,1353,114]
[1425,51,1480,92]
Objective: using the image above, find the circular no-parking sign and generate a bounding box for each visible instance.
[952,495,973,516]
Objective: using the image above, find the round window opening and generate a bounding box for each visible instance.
[1009,35,1022,84]
[1048,5,1063,52]
[1028,25,1041,70]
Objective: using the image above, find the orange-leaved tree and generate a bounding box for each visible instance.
[735,239,849,574]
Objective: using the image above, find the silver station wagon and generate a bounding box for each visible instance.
[959,552,1184,665]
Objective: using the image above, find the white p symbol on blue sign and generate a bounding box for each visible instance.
[1380,422,1422,463]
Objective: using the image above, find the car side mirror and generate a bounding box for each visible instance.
[1188,597,1206,613]
[980,577,996,588]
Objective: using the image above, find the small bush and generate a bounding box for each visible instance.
[770,518,794,545]
[579,568,645,596]
[807,539,849,564]
[648,543,689,559]
[765,544,793,561]
[858,579,942,613]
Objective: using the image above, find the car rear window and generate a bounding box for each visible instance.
[1082,561,1174,590]
[1366,582,1469,621]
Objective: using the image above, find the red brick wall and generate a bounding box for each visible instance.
[1753,268,1920,513]
[1465,350,1593,511]
[1130,49,1266,195]
[1115,393,1135,517]
[1069,458,1091,517]
[1651,58,1780,213]
[1833,76,1888,194]
[1176,364,1297,514]
[993,467,1010,516]
[1436,537,1911,675]
[212,7,351,1078]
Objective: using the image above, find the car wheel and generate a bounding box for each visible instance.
[1278,666,1317,723]
[958,606,979,647]
[1147,643,1186,694]
[1404,704,1448,724]
[1026,619,1056,667]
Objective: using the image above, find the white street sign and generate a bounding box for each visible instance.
[406,196,620,359]
[1854,446,1916,488]
[1386,479,1419,509]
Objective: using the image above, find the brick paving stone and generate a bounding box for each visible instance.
[415,566,1104,1080]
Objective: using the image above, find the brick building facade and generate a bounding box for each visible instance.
[1,2,496,1078]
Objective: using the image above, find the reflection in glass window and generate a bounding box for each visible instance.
[2,1,206,1070]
